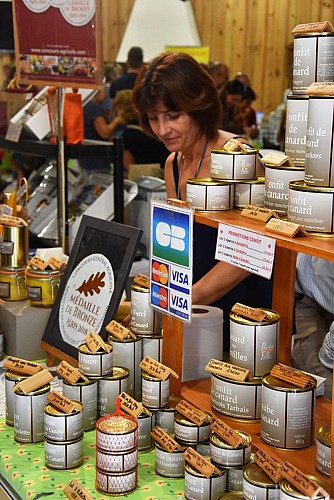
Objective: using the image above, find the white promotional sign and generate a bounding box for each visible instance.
[215,223,276,279]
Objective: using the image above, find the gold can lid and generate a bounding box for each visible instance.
[243,462,279,488]
[217,492,244,500]
[108,334,141,344]
[142,370,170,382]
[185,460,224,478]
[230,308,280,326]
[261,372,317,392]
[280,475,329,499]
[44,401,83,416]
[174,411,213,427]
[210,430,252,449]
[96,414,138,434]
[316,426,331,447]
[5,370,28,382]
[131,282,149,293]
[187,177,233,187]
[289,180,334,194]
[211,148,258,155]
[102,366,130,381]
[78,343,112,355]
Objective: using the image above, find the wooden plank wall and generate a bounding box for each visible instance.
[101,0,334,116]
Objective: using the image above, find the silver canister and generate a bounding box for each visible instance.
[155,443,185,478]
[45,436,84,470]
[108,334,142,401]
[279,475,329,500]
[62,378,98,432]
[97,366,130,417]
[229,309,279,378]
[44,402,84,442]
[210,430,252,467]
[155,406,177,434]
[141,371,170,409]
[96,414,138,453]
[315,426,331,477]
[284,94,309,166]
[243,462,280,500]
[5,370,28,426]
[142,334,163,363]
[185,461,227,500]
[261,372,316,449]
[137,410,156,451]
[96,468,138,496]
[233,178,265,209]
[174,411,213,444]
[130,283,162,336]
[264,163,305,214]
[77,343,113,378]
[186,177,234,211]
[96,447,138,473]
[211,149,258,181]
[14,384,50,443]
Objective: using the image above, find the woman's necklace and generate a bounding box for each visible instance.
[177,141,208,200]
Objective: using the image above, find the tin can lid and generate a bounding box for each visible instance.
[186,177,233,186]
[185,460,224,478]
[5,370,28,382]
[230,308,279,326]
[261,372,317,391]
[78,343,112,355]
[289,180,334,194]
[217,492,244,500]
[210,430,252,449]
[131,282,149,293]
[142,370,170,382]
[101,366,130,381]
[280,475,329,499]
[211,148,258,155]
[174,411,213,427]
[316,425,331,447]
[96,414,138,434]
[243,462,279,487]
[264,163,305,172]
[44,401,83,416]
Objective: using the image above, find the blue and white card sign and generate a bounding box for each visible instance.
[150,201,193,322]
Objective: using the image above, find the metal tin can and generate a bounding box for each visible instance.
[243,462,280,500]
[155,442,185,478]
[185,461,227,500]
[218,492,243,500]
[5,370,28,426]
[279,475,329,500]
[261,372,316,449]
[130,283,162,336]
[96,467,138,496]
[186,177,234,211]
[14,384,50,443]
[77,343,113,378]
[225,467,244,492]
[63,378,97,432]
[137,410,156,451]
[292,32,334,94]
[44,401,84,442]
[288,180,334,233]
[97,366,130,417]
[264,164,305,214]
[0,267,28,301]
[141,371,170,409]
[25,266,64,307]
[142,334,163,363]
[96,447,138,473]
[233,178,265,209]
[210,430,252,467]
[1,223,28,268]
[284,95,309,166]
[229,309,279,378]
[315,426,331,477]
[45,435,84,470]
[108,334,142,401]
[174,411,213,444]
[155,407,177,434]
[305,95,334,187]
[211,373,262,421]
[211,149,258,181]
[96,414,138,452]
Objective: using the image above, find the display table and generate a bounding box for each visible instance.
[0,419,185,499]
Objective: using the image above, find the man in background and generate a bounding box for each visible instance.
[109,47,144,100]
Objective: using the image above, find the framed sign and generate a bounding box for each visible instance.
[13,0,103,88]
[41,215,142,365]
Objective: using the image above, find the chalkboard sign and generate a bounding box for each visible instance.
[41,215,142,365]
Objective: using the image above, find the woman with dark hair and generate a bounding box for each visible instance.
[219,79,245,133]
[132,52,271,348]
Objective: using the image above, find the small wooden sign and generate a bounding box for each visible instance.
[231,303,267,322]
[133,273,150,289]
[47,390,75,414]
[261,152,294,167]
[140,356,179,380]
[48,256,65,270]
[85,331,111,353]
[0,214,27,227]
[13,369,53,394]
[265,218,308,238]
[291,21,334,34]
[205,359,250,381]
[151,426,182,452]
[175,400,209,426]
[241,205,279,223]
[223,138,250,153]
[167,198,188,207]
[211,419,243,448]
[254,449,281,483]
[270,364,315,388]
[29,255,49,271]
[105,319,136,340]
[118,391,144,419]
[4,356,43,375]
[56,360,89,385]
[64,479,94,500]
[183,447,221,478]
[305,82,334,96]
[281,461,326,499]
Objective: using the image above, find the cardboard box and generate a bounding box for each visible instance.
[0,300,51,360]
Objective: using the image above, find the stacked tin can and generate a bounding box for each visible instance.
[95,411,139,495]
[287,23,334,232]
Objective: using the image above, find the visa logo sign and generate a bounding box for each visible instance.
[170,267,191,294]
[170,290,190,320]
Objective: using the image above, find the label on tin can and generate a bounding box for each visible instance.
[78,345,113,377]
[44,403,83,442]
[45,437,84,470]
[14,386,50,443]
[155,444,185,478]
[185,463,227,500]
[108,335,142,401]
[96,448,138,473]
[186,180,234,210]
[141,374,170,409]
[63,379,97,432]
[138,412,155,451]
[96,468,138,495]
[98,368,130,417]
[234,181,265,209]
[285,96,308,166]
[265,165,305,214]
[130,285,161,335]
[211,151,257,180]
[316,437,331,477]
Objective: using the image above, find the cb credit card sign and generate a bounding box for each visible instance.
[150,202,193,321]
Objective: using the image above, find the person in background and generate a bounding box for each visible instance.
[113,89,169,177]
[234,71,251,86]
[219,79,245,133]
[292,254,334,399]
[207,62,229,91]
[102,62,124,123]
[109,47,144,100]
[234,85,259,140]
[132,52,270,347]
